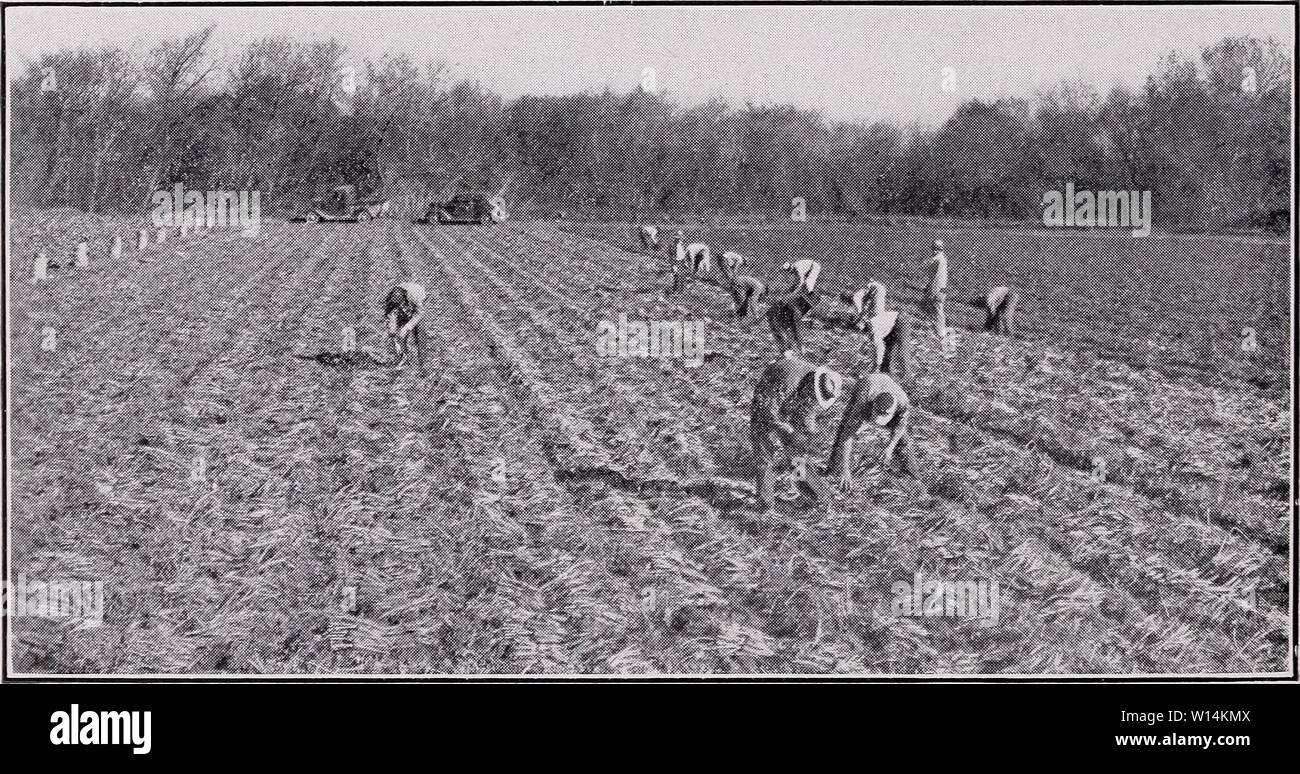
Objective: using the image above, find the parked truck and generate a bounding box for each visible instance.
[294,184,390,222]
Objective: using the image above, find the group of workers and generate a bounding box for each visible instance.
[379,222,1020,515]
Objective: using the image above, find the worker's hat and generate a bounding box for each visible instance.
[932,239,944,250]
[813,366,843,409]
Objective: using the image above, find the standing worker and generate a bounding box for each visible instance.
[926,239,949,349]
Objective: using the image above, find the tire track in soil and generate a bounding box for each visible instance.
[480,221,1282,672]
[129,226,359,672]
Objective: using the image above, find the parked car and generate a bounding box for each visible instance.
[416,192,503,224]
[293,184,389,222]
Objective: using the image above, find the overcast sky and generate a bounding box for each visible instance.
[5,4,1293,125]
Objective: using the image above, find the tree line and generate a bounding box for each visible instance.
[10,27,1291,231]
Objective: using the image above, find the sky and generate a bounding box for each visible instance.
[5,4,1294,126]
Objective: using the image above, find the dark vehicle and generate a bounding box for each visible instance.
[293,184,390,222]
[417,192,503,224]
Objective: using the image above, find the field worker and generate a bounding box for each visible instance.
[717,250,765,320]
[785,257,822,294]
[639,224,660,252]
[765,258,823,355]
[861,308,912,378]
[729,275,768,320]
[384,281,426,368]
[750,355,845,511]
[718,250,746,277]
[842,279,888,330]
[968,285,1019,336]
[825,371,923,492]
[674,231,712,277]
[926,239,949,344]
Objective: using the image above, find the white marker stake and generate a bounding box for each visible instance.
[74,242,88,268]
[942,327,959,356]
[180,221,189,239]
[41,326,57,352]
[157,228,168,244]
[111,235,122,261]
[138,229,149,250]
[33,252,49,281]
[342,327,357,353]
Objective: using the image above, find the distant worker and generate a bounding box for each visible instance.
[639,224,660,252]
[674,231,712,277]
[765,258,823,355]
[717,250,766,320]
[718,250,746,276]
[665,231,711,295]
[750,355,844,511]
[926,239,949,346]
[861,307,912,378]
[968,285,1019,336]
[384,281,426,369]
[842,279,888,330]
[825,371,923,492]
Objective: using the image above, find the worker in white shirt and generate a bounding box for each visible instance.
[862,308,912,378]
[842,279,888,329]
[969,285,1019,336]
[926,239,949,347]
[765,258,822,356]
[639,224,660,252]
[717,250,766,320]
[825,371,923,492]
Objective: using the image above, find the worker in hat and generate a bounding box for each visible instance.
[750,354,844,510]
[842,279,888,330]
[825,371,923,492]
[841,279,909,376]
